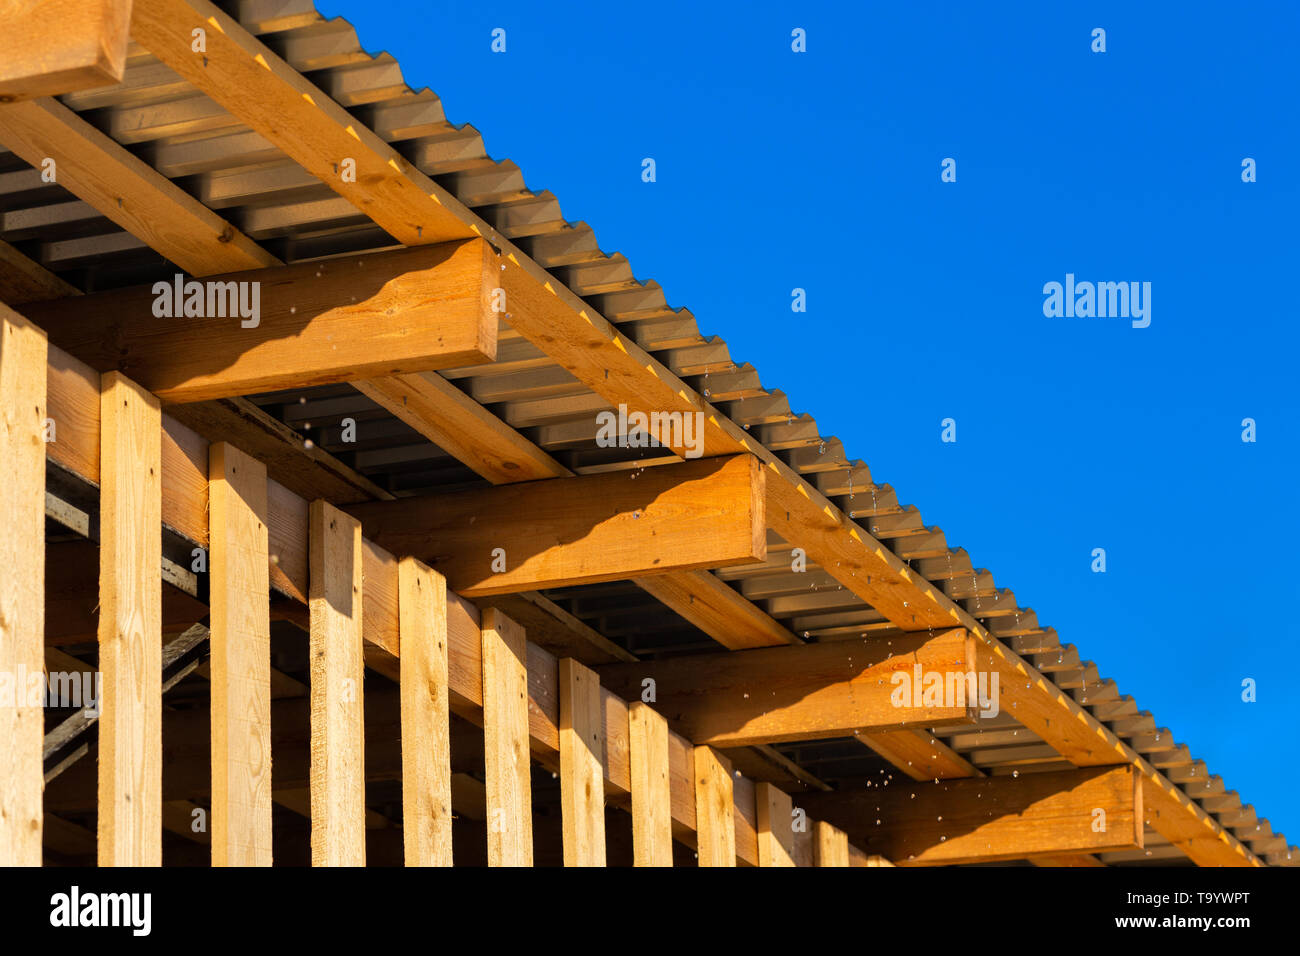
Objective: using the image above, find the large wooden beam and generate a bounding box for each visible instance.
[208,441,272,866]
[347,454,767,595]
[21,241,497,402]
[800,766,1144,866]
[96,371,162,866]
[0,97,273,274]
[0,306,46,865]
[0,0,133,101]
[599,629,978,746]
[131,0,473,247]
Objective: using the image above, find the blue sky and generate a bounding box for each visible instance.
[319,0,1299,843]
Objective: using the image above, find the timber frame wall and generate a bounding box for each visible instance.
[0,0,1292,867]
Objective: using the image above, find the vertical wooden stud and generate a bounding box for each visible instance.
[398,557,451,866]
[559,657,605,866]
[0,306,45,865]
[97,371,161,865]
[693,746,735,866]
[481,607,532,866]
[309,499,365,866]
[755,782,795,867]
[208,441,272,866]
[628,701,672,867]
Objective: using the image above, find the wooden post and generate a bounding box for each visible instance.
[693,746,735,867]
[559,658,606,866]
[756,782,795,867]
[97,371,161,866]
[398,557,452,866]
[0,307,46,865]
[309,500,366,866]
[481,608,533,866]
[208,442,272,866]
[627,701,673,867]
[814,820,850,867]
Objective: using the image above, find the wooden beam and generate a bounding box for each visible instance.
[131,0,473,246]
[599,629,978,746]
[0,305,46,865]
[693,747,735,867]
[308,500,366,866]
[21,241,497,402]
[627,702,672,867]
[398,558,452,866]
[0,0,133,101]
[96,371,162,866]
[208,441,272,866]
[482,592,634,666]
[355,372,571,485]
[559,658,606,866]
[813,820,850,867]
[860,728,982,781]
[800,766,1144,866]
[632,569,799,649]
[347,454,766,595]
[481,608,533,866]
[0,97,274,274]
[755,782,795,867]
[0,239,80,305]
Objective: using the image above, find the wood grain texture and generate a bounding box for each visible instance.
[22,241,497,402]
[598,628,977,746]
[355,371,570,485]
[0,305,46,865]
[627,702,673,867]
[0,97,273,274]
[755,782,795,867]
[0,239,79,304]
[398,557,452,866]
[559,658,605,866]
[693,746,735,867]
[308,500,366,866]
[347,454,766,595]
[481,608,533,865]
[131,0,473,246]
[208,441,272,866]
[813,820,850,867]
[0,0,132,100]
[800,766,1144,866]
[96,371,162,866]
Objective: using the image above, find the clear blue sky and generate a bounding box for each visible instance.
[319,0,1299,843]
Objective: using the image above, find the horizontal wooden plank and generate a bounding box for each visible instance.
[22,241,497,402]
[800,766,1143,866]
[346,454,767,595]
[598,629,978,746]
